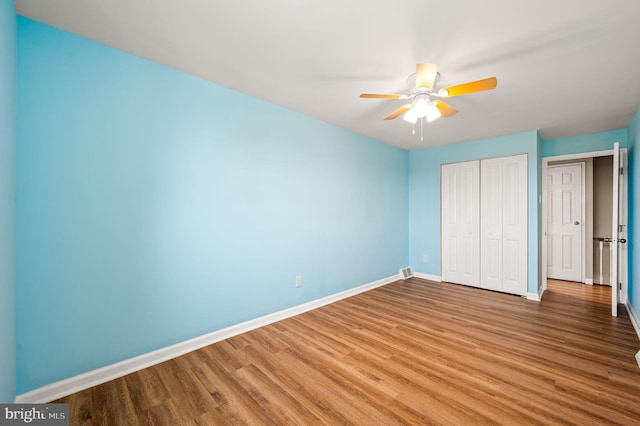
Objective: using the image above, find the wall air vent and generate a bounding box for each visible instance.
[400,267,413,280]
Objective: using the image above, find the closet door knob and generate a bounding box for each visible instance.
[574,221,580,225]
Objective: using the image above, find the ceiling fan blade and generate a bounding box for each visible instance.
[437,77,497,97]
[360,93,407,99]
[433,100,459,118]
[416,63,439,91]
[384,104,412,120]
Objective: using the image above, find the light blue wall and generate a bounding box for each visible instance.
[15,17,408,393]
[0,1,16,403]
[542,129,628,157]
[628,107,639,319]
[12,12,639,398]
[408,131,540,294]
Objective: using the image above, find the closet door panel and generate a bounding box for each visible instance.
[442,155,527,296]
[501,155,528,295]
[441,164,458,282]
[480,155,528,295]
[440,165,458,280]
[441,161,480,286]
[480,158,503,291]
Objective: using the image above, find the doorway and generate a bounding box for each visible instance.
[541,147,629,315]
[592,156,615,285]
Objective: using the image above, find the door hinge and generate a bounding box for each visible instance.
[620,167,624,175]
[619,283,622,290]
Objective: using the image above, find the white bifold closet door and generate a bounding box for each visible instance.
[441,154,527,296]
[480,155,528,295]
[441,160,480,287]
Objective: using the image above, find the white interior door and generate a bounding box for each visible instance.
[611,143,619,316]
[546,164,583,282]
[441,161,480,287]
[480,155,527,295]
[480,158,503,291]
[501,156,528,295]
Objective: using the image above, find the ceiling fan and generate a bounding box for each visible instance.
[360,63,497,130]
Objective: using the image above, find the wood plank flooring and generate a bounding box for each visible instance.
[55,278,640,425]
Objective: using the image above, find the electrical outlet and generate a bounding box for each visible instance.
[295,275,302,288]
[423,255,429,263]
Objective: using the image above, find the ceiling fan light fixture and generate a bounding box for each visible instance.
[425,102,442,122]
[413,98,429,117]
[411,97,442,122]
[403,107,418,124]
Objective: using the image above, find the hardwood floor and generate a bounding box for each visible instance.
[55,278,640,425]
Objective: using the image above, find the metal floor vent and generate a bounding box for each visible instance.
[400,267,413,280]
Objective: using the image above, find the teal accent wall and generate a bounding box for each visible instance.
[408,131,540,294]
[542,129,628,157]
[628,107,639,319]
[0,1,16,403]
[15,17,408,393]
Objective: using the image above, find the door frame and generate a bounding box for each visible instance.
[541,148,628,303]
[546,162,586,283]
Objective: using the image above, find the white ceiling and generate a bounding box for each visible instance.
[15,0,640,150]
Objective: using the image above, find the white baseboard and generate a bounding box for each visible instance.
[527,286,545,302]
[584,278,593,285]
[15,274,400,404]
[412,272,442,282]
[526,292,540,301]
[625,301,640,343]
